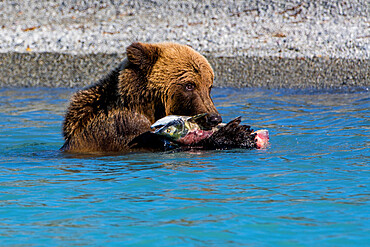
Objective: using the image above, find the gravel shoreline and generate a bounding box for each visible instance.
[0,1,369,88]
[1,52,368,89]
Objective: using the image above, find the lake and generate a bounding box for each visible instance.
[0,87,369,246]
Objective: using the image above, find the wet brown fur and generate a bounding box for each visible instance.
[62,42,219,153]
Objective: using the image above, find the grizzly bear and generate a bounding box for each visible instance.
[61,42,222,152]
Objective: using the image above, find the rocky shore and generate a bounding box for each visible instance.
[0,0,368,88]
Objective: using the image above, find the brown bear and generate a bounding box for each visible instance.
[61,42,222,153]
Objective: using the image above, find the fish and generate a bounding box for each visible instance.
[151,113,217,145]
[151,114,269,149]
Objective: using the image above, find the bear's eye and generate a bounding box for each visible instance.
[185,83,195,91]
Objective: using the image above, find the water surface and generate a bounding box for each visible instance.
[0,87,369,246]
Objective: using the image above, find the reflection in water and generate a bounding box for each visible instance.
[0,88,72,114]
[0,88,369,246]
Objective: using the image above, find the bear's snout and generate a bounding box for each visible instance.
[190,113,222,130]
[207,113,222,127]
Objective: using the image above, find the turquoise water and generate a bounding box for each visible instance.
[0,87,369,246]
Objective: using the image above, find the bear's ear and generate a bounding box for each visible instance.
[126,42,160,72]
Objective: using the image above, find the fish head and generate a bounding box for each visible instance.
[153,119,188,141]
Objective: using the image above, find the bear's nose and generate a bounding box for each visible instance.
[207,113,222,126]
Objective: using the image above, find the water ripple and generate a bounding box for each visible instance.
[0,88,369,246]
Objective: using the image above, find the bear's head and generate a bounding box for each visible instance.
[118,42,221,127]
